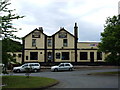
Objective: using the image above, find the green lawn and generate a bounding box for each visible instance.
[2,76,58,89]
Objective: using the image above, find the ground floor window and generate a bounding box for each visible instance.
[56,53,60,59]
[80,52,88,60]
[97,52,102,60]
[30,52,38,60]
[26,56,28,60]
[62,52,69,60]
[18,54,21,58]
[47,52,52,60]
[13,54,16,57]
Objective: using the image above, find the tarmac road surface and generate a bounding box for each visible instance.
[13,68,119,88]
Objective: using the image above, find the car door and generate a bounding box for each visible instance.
[64,64,70,70]
[58,64,65,71]
[21,64,28,71]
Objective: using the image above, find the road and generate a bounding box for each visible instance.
[13,68,119,88]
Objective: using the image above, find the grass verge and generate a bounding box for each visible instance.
[2,76,58,89]
[87,71,120,75]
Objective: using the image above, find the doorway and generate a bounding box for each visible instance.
[90,52,94,62]
[47,52,53,62]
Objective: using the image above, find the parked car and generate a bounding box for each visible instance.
[13,63,40,73]
[51,63,73,72]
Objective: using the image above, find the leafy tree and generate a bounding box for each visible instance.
[98,15,120,65]
[2,38,22,64]
[0,0,24,73]
[0,0,24,39]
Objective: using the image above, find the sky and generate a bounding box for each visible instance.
[9,0,119,42]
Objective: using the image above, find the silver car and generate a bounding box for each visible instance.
[51,63,73,72]
[13,63,40,73]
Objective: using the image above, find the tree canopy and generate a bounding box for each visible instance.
[0,0,24,39]
[2,38,22,65]
[98,15,120,65]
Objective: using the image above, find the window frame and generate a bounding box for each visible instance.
[30,52,38,60]
[32,31,40,38]
[26,56,28,60]
[13,54,16,57]
[62,52,69,60]
[97,52,102,60]
[63,39,68,47]
[58,32,67,38]
[47,39,52,47]
[32,39,36,47]
[80,52,88,60]
[18,54,21,58]
[56,53,60,59]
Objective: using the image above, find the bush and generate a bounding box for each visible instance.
[105,54,120,65]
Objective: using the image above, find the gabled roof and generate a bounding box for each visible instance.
[22,27,75,39]
[22,28,47,39]
[52,28,75,38]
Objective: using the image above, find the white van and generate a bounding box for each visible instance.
[13,63,40,73]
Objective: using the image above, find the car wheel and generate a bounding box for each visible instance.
[54,68,58,72]
[69,68,72,71]
[34,69,38,73]
[16,69,20,73]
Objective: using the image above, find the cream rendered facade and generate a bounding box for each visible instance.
[7,52,22,64]
[20,23,105,64]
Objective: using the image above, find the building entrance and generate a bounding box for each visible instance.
[90,52,94,62]
[47,52,53,62]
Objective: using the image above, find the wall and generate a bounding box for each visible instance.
[54,30,75,49]
[7,52,22,64]
[24,50,44,62]
[25,31,45,49]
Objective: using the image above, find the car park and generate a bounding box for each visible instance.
[51,63,73,72]
[13,63,40,73]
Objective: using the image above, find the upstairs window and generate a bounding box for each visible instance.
[59,32,67,38]
[63,39,68,47]
[32,31,40,38]
[32,39,36,47]
[48,39,52,47]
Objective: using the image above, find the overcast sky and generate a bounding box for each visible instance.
[9,0,119,42]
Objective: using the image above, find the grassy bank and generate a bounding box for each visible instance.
[2,76,58,89]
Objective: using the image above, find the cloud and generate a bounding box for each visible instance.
[9,0,119,42]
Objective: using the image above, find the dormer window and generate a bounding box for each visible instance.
[59,32,67,38]
[32,31,40,38]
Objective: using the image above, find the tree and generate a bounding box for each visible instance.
[98,15,120,65]
[0,0,24,39]
[2,38,22,64]
[0,0,24,73]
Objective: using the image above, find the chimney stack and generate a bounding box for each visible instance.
[74,22,78,63]
[39,27,43,32]
[74,22,78,41]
